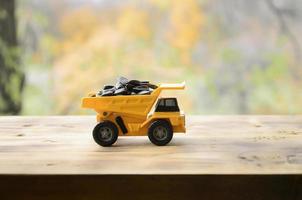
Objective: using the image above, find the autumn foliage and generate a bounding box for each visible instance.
[18,0,302,114]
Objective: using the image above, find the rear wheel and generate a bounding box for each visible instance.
[148,120,173,146]
[93,121,118,147]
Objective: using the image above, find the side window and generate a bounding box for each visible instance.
[155,98,179,112]
[165,99,176,107]
[158,99,164,106]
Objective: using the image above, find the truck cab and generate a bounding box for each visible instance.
[148,97,185,138]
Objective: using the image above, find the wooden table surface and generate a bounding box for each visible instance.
[0,115,301,175]
[1,115,302,200]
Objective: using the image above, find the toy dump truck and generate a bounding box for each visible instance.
[81,82,185,146]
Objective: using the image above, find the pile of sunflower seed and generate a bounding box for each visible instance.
[97,77,158,96]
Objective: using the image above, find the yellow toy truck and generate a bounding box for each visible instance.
[81,81,185,146]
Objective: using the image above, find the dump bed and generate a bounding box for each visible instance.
[81,82,185,117]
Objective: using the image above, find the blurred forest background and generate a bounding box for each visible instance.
[0,0,302,115]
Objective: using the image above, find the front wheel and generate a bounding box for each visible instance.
[148,120,173,146]
[93,121,118,147]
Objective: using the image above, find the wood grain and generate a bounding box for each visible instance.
[0,115,302,174]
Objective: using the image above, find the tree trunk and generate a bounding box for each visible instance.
[0,0,24,115]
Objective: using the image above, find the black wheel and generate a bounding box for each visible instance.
[148,120,173,146]
[93,121,118,147]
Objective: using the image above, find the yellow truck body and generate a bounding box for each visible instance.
[82,82,185,145]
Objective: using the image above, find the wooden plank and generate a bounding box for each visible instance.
[0,116,302,174]
[1,175,301,200]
